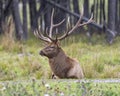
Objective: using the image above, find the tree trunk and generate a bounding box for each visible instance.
[107,0,117,43]
[22,0,28,40]
[66,0,72,30]
[115,0,120,34]
[95,0,99,23]
[72,0,80,33]
[44,4,51,33]
[37,0,46,18]
[12,0,23,40]
[99,0,103,24]
[0,0,3,34]
[28,0,38,31]
[4,0,13,19]
[108,0,116,31]
[73,0,80,24]
[37,0,47,33]
[84,0,89,18]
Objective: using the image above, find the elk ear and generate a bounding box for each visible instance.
[56,40,61,47]
[54,38,58,44]
[53,29,57,43]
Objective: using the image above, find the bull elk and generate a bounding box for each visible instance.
[34,8,93,79]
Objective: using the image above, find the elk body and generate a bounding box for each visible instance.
[34,9,93,79]
[40,42,84,79]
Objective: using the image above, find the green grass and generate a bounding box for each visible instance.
[1,33,120,95]
[0,34,120,81]
[0,79,120,96]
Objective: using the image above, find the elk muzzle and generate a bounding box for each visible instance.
[39,50,45,56]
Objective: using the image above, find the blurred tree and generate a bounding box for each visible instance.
[43,1,51,32]
[22,0,28,40]
[115,0,120,35]
[28,0,38,31]
[4,0,13,19]
[99,0,103,24]
[107,0,117,43]
[73,0,80,24]
[0,0,120,43]
[84,0,89,18]
[12,0,23,40]
[108,0,116,31]
[0,0,13,34]
[72,0,81,33]
[0,0,3,34]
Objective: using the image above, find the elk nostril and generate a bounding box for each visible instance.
[39,50,44,56]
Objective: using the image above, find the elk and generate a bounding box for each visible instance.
[34,8,93,79]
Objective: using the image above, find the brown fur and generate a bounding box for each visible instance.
[40,43,84,79]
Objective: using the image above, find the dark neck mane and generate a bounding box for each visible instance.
[48,48,72,78]
[49,48,67,61]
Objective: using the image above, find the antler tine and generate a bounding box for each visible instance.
[54,19,65,27]
[45,27,55,42]
[58,7,93,41]
[34,26,51,42]
[78,13,93,27]
[58,7,84,40]
[49,9,65,39]
[49,9,54,38]
[67,6,84,35]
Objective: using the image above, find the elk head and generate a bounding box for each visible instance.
[34,8,93,59]
[39,42,60,58]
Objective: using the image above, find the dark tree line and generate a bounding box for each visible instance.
[0,0,120,43]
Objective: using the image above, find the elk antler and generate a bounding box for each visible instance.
[47,9,65,39]
[34,26,52,42]
[34,7,93,42]
[34,9,65,42]
[57,7,93,41]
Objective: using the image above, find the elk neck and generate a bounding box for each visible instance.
[48,47,69,69]
[48,47,74,78]
[49,47,67,60]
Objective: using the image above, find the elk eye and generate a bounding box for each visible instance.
[50,46,54,48]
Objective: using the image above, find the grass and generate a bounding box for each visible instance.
[0,26,120,96]
[0,33,120,81]
[0,79,120,96]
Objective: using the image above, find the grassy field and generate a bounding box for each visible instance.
[0,33,120,95]
[0,33,120,81]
